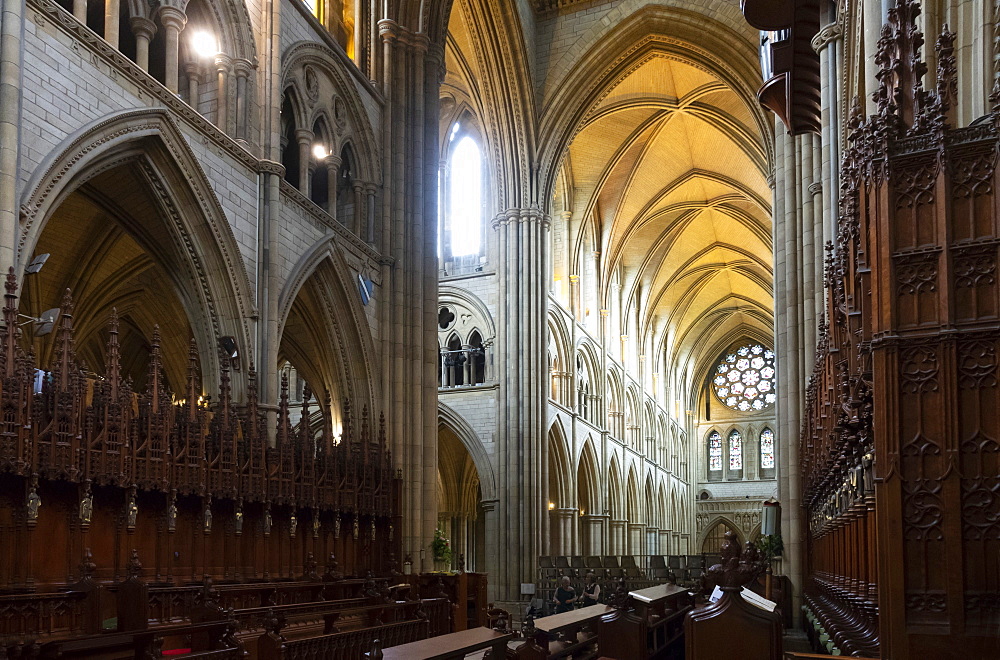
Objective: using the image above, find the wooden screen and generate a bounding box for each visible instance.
[800,2,999,657]
[0,273,401,589]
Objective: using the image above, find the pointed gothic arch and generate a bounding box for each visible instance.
[18,109,255,396]
[276,239,379,414]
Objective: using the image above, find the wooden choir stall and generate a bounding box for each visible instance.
[0,272,462,658]
[684,531,782,660]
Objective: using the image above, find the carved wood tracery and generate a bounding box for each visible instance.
[801,1,999,656]
[0,270,399,589]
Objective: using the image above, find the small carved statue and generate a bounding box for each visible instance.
[312,512,320,539]
[303,552,318,579]
[353,517,359,540]
[26,482,41,521]
[333,511,341,539]
[79,547,97,579]
[264,504,272,535]
[79,489,93,524]
[289,513,297,538]
[167,499,178,532]
[324,552,343,581]
[126,494,138,528]
[203,505,213,534]
[370,518,376,541]
[388,523,394,542]
[127,549,142,578]
[235,505,244,536]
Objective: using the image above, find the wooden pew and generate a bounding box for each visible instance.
[10,618,244,659]
[257,617,430,660]
[597,583,692,660]
[685,589,781,660]
[514,604,611,659]
[230,596,371,636]
[370,627,514,660]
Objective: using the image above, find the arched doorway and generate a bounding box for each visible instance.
[437,421,484,571]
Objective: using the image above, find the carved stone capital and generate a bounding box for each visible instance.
[233,58,255,77]
[295,128,315,146]
[258,160,286,177]
[214,53,233,73]
[812,22,843,53]
[157,6,187,32]
[377,18,399,43]
[129,16,157,41]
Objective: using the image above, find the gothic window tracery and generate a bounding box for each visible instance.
[713,343,776,412]
[440,122,485,264]
[728,430,743,471]
[708,431,723,472]
[760,427,775,470]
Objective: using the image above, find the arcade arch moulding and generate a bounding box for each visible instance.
[18,109,257,393]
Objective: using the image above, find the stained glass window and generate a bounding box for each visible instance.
[760,428,775,469]
[708,431,722,471]
[713,343,776,412]
[729,430,743,470]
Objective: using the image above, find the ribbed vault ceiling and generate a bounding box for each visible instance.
[563,54,772,375]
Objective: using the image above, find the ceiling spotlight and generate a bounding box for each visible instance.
[219,336,240,371]
[25,253,49,274]
[313,144,329,160]
[191,31,218,59]
[18,308,59,336]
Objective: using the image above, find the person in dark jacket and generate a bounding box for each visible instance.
[580,571,601,606]
[553,575,577,613]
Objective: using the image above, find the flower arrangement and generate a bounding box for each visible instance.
[431,528,452,563]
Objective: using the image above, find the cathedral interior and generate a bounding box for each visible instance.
[0,0,997,658]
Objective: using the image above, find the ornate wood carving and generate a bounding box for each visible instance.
[0,272,399,589]
[801,1,999,656]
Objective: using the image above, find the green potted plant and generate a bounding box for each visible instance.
[431,528,452,571]
[756,533,784,560]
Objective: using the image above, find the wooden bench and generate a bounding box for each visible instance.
[685,589,781,660]
[230,596,372,637]
[370,626,514,659]
[20,619,243,659]
[597,583,692,659]
[258,617,430,660]
[514,604,611,659]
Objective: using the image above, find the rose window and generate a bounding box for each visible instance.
[713,344,776,412]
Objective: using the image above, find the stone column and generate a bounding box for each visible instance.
[609,519,626,555]
[549,509,568,556]
[364,183,377,243]
[351,181,364,236]
[659,529,671,555]
[439,348,448,387]
[295,128,313,196]
[215,54,232,133]
[461,346,472,385]
[234,59,253,143]
[105,0,120,50]
[158,7,187,94]
[325,154,342,216]
[184,62,200,107]
[581,514,606,556]
[628,523,646,557]
[377,21,441,582]
[0,0,23,275]
[559,509,577,557]
[493,206,549,602]
[646,527,659,560]
[131,17,156,72]
[73,0,87,22]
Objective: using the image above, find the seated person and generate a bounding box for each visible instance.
[553,575,577,613]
